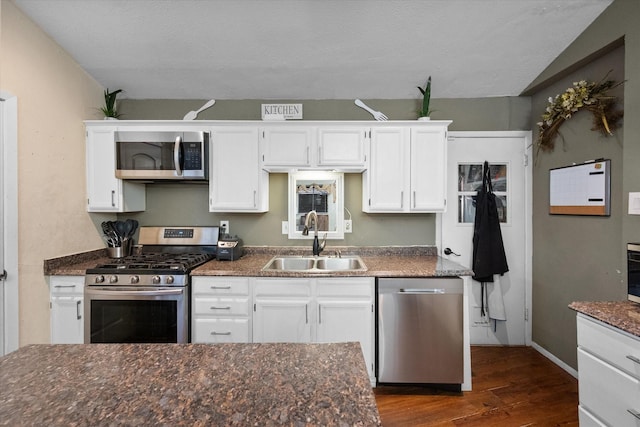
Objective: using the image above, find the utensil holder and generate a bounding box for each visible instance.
[107,239,132,258]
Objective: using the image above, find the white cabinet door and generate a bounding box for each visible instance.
[85,127,145,212]
[363,127,408,212]
[261,126,313,169]
[50,296,84,344]
[49,276,85,344]
[316,277,375,381]
[253,299,312,343]
[317,301,374,376]
[410,126,447,211]
[209,127,268,212]
[317,127,367,170]
[252,278,313,343]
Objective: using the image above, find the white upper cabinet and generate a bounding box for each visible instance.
[316,126,367,169]
[261,125,367,172]
[410,125,448,211]
[261,126,313,169]
[85,126,145,212]
[363,121,450,213]
[363,127,409,212]
[209,126,268,212]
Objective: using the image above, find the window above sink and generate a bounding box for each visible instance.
[288,171,344,240]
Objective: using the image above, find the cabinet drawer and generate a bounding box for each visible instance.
[578,406,606,427]
[193,318,250,343]
[49,277,84,295]
[316,278,373,298]
[253,278,312,297]
[578,315,640,379]
[193,297,250,316]
[192,277,249,295]
[578,348,640,427]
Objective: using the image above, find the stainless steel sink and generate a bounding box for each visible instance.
[315,257,365,271]
[262,257,316,271]
[262,255,367,272]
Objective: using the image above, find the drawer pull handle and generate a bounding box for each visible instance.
[628,409,640,420]
[210,286,231,290]
[211,331,231,336]
[210,306,231,310]
[626,355,640,365]
[54,285,77,288]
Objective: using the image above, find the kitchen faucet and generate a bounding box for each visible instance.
[302,210,326,256]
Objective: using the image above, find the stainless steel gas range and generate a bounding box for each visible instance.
[84,226,219,344]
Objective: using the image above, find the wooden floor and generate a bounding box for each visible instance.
[374,346,578,426]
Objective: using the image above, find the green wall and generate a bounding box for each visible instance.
[527,0,638,370]
[119,97,530,246]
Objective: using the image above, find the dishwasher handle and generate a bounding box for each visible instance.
[399,288,445,294]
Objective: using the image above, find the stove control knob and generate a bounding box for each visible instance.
[130,276,140,284]
[166,276,174,285]
[152,275,161,285]
[95,275,105,284]
[109,275,118,284]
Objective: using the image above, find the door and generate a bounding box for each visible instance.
[316,300,374,376]
[210,127,267,212]
[442,131,532,345]
[0,95,18,355]
[253,299,312,343]
[410,126,447,211]
[364,127,408,212]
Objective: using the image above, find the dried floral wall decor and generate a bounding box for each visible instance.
[536,72,623,154]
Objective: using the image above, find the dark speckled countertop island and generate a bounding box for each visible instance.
[569,300,640,338]
[0,342,381,426]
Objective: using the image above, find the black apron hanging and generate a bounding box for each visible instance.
[472,161,509,317]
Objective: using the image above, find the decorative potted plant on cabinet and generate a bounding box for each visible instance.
[101,88,123,119]
[417,76,432,120]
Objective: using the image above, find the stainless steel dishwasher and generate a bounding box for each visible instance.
[377,278,463,384]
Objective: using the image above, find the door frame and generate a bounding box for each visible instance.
[436,130,533,346]
[1,93,19,355]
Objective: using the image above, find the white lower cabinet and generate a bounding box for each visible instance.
[192,277,251,343]
[252,276,375,382]
[49,276,84,344]
[252,278,313,343]
[577,314,640,426]
[316,278,375,382]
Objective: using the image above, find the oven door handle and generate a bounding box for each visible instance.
[87,288,184,297]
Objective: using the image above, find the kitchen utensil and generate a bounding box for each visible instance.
[183,99,216,120]
[354,99,388,121]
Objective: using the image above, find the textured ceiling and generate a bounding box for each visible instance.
[13,0,613,100]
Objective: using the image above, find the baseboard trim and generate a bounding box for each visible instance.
[531,341,578,379]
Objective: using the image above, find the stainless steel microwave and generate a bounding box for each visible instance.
[115,131,208,180]
[628,243,640,303]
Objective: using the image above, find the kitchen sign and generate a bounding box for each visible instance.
[261,103,303,120]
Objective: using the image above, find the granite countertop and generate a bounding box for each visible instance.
[0,342,381,426]
[44,246,473,278]
[569,300,640,338]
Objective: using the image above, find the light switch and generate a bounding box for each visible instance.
[281,221,289,234]
[629,192,640,215]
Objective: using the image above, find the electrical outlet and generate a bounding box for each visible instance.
[344,219,352,233]
[220,220,229,235]
[281,221,289,234]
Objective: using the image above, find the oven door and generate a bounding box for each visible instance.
[115,131,208,180]
[84,286,189,343]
